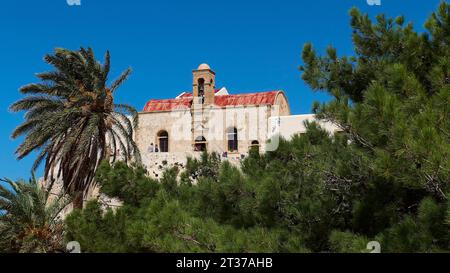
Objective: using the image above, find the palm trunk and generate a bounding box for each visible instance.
[72,192,84,210]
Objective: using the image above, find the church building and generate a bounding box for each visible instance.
[46,63,340,213]
[135,64,339,178]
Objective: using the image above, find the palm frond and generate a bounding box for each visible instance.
[102,50,111,83]
[9,96,60,112]
[114,103,139,128]
[110,68,132,93]
[10,47,140,207]
[0,176,69,252]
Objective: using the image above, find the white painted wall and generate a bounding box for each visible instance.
[268,114,341,140]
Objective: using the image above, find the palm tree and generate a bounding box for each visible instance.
[10,47,141,208]
[0,175,70,253]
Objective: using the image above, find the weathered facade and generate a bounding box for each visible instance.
[136,64,339,178]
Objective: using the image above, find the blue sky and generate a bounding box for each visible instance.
[0,0,443,180]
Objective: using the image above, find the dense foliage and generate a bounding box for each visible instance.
[65,3,450,253]
[10,47,140,208]
[66,123,448,253]
[0,175,70,253]
[298,2,450,251]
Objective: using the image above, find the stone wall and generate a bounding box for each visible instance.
[136,104,273,162]
[136,109,192,154]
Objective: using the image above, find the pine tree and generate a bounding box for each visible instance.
[300,1,450,251]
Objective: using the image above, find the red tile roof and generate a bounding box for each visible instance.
[178,92,193,98]
[143,97,192,112]
[143,91,281,112]
[214,91,278,107]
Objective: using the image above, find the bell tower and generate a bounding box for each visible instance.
[193,63,215,105]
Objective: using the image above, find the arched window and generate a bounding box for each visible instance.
[227,127,238,152]
[198,78,205,104]
[251,140,260,146]
[250,140,260,153]
[157,130,169,153]
[194,136,207,152]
